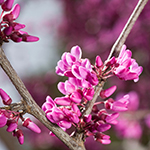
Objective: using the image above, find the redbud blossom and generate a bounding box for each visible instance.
[113,45,143,81]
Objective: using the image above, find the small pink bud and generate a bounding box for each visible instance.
[0,114,7,127]
[1,0,14,11]
[95,55,103,68]
[22,118,41,133]
[94,132,111,144]
[13,129,24,145]
[0,88,12,105]
[6,120,17,132]
[100,85,117,99]
[22,34,39,42]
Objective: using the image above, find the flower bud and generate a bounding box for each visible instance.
[1,0,14,11]
[100,85,116,99]
[13,129,24,145]
[95,55,103,68]
[6,120,17,132]
[0,88,12,105]
[22,118,41,133]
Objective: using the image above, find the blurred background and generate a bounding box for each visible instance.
[0,0,150,150]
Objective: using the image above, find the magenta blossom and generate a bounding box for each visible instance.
[104,94,129,112]
[112,45,143,81]
[42,96,80,131]
[56,46,98,86]
[0,89,41,145]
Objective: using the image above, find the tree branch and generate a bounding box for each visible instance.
[107,0,149,61]
[82,82,104,116]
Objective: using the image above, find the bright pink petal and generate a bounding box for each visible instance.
[100,85,117,99]
[65,80,76,94]
[66,53,76,66]
[71,46,82,60]
[54,97,71,106]
[58,82,67,95]
[11,4,20,19]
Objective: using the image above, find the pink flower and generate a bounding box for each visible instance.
[105,94,129,112]
[113,45,142,82]
[56,46,82,76]
[56,46,98,86]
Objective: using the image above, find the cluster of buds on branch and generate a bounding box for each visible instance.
[0,0,39,42]
[42,45,142,144]
[0,89,41,144]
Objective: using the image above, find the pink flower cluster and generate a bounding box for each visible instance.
[56,46,98,86]
[108,45,143,82]
[0,88,41,144]
[42,45,142,144]
[0,0,39,42]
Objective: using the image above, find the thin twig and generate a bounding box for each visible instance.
[107,0,149,61]
[0,46,85,150]
[82,82,104,116]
